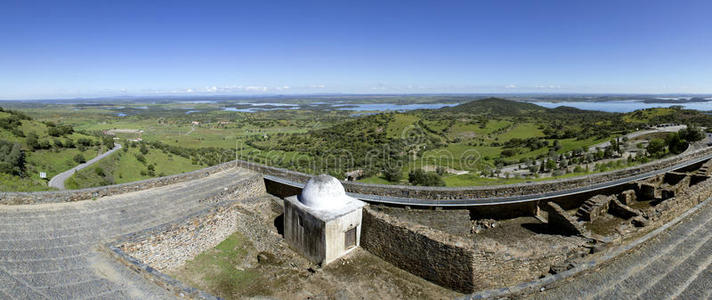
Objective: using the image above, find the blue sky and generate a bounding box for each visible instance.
[1,0,711,99]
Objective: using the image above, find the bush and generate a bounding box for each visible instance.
[94,167,105,177]
[383,164,403,182]
[77,138,93,147]
[26,133,40,150]
[408,169,445,186]
[139,143,149,155]
[646,138,666,157]
[64,139,75,148]
[102,136,115,149]
[73,154,86,164]
[0,140,25,175]
[679,125,704,142]
[48,125,74,137]
[665,132,688,155]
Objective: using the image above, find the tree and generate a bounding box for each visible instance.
[679,125,704,142]
[73,154,86,164]
[383,164,403,182]
[139,143,149,155]
[646,138,666,157]
[546,159,557,171]
[408,169,445,186]
[102,136,115,149]
[665,132,688,155]
[0,140,25,175]
[26,133,39,150]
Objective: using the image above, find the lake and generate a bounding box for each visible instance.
[529,100,712,113]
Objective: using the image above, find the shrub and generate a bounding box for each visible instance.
[73,154,86,164]
[408,169,445,186]
[383,164,403,182]
[646,138,666,157]
[0,140,25,175]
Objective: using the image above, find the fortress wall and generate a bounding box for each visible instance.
[362,206,589,293]
[118,203,240,272]
[5,147,710,206]
[237,147,712,200]
[113,176,265,271]
[360,206,476,293]
[0,161,252,205]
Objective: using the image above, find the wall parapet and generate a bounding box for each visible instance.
[361,206,476,293]
[237,147,712,200]
[5,146,711,206]
[0,161,244,205]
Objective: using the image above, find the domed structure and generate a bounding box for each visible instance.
[298,174,349,210]
[284,174,367,265]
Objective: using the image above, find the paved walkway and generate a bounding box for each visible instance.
[530,198,712,300]
[0,167,257,299]
[48,144,123,190]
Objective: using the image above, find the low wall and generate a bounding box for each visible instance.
[361,206,586,293]
[0,161,243,205]
[103,175,266,300]
[117,203,241,271]
[6,146,710,206]
[236,147,712,201]
[361,206,476,293]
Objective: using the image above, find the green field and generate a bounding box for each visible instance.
[2,97,710,190]
[65,143,203,189]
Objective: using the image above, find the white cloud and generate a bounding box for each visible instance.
[505,84,517,89]
[535,84,562,89]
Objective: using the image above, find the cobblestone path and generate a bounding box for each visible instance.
[531,199,712,300]
[0,167,259,299]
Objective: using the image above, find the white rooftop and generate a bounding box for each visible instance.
[289,174,366,220]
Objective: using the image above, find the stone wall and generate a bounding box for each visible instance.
[6,147,709,206]
[113,176,266,271]
[118,203,240,271]
[361,206,585,293]
[361,206,476,293]
[0,161,247,205]
[237,147,712,201]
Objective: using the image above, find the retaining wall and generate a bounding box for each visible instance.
[360,206,582,293]
[0,161,244,205]
[361,206,476,293]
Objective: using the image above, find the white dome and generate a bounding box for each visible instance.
[298,174,350,210]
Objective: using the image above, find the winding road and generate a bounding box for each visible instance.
[48,144,122,190]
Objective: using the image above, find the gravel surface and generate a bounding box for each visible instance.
[530,198,712,300]
[0,167,258,299]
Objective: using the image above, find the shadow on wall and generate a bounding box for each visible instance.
[274,214,284,236]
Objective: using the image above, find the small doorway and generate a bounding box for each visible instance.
[344,227,357,249]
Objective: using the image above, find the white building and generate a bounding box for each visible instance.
[283,174,366,265]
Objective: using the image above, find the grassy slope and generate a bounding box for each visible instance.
[0,109,103,191]
[65,144,203,189]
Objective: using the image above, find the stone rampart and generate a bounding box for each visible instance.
[361,206,476,293]
[237,147,712,200]
[0,161,248,205]
[5,146,711,206]
[117,203,240,271]
[361,206,585,293]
